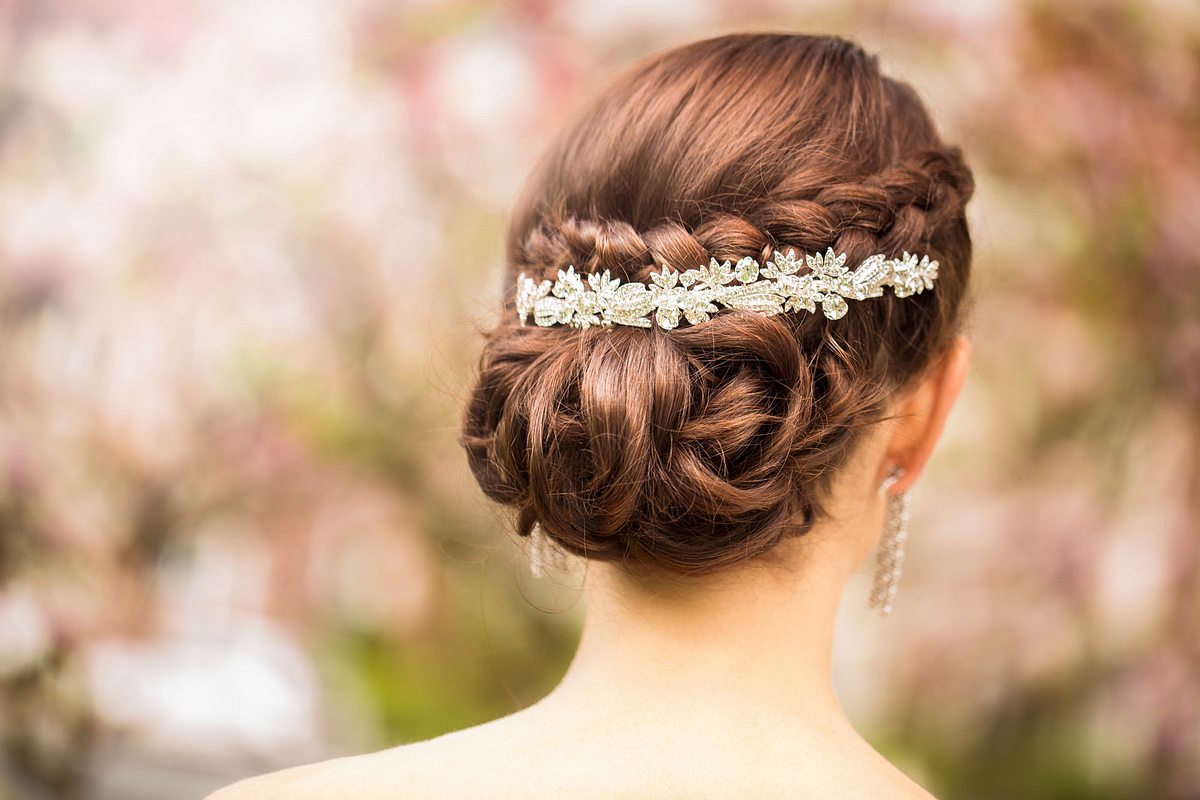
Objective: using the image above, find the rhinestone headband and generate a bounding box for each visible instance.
[515,247,938,331]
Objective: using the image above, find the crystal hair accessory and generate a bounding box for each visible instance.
[515,247,938,331]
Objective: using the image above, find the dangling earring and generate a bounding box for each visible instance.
[869,466,911,616]
[528,521,566,578]
[529,522,548,578]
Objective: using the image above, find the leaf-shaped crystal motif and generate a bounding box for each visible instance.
[761,248,803,279]
[515,247,939,331]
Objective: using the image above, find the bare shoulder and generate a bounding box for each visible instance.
[203,749,401,800]
[204,700,942,800]
[204,706,548,800]
[203,745,443,800]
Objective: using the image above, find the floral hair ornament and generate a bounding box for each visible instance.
[515,247,938,331]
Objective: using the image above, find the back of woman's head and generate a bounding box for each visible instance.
[459,32,975,576]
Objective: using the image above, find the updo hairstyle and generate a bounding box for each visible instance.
[459,33,975,575]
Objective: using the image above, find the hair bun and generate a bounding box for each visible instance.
[461,311,887,574]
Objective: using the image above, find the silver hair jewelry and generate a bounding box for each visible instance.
[515,247,938,331]
[869,466,911,616]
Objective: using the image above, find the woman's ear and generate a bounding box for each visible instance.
[881,334,972,493]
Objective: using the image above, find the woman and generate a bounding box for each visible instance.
[214,31,975,799]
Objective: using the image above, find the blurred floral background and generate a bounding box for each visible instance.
[0,0,1197,798]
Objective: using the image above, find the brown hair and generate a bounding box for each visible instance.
[458,33,975,576]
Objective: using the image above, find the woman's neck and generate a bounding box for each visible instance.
[542,531,862,727]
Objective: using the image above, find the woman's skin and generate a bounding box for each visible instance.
[210,335,971,800]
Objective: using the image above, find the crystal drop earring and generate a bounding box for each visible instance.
[528,521,567,578]
[529,521,548,578]
[869,466,911,616]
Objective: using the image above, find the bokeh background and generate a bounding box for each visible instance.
[0,0,1197,798]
